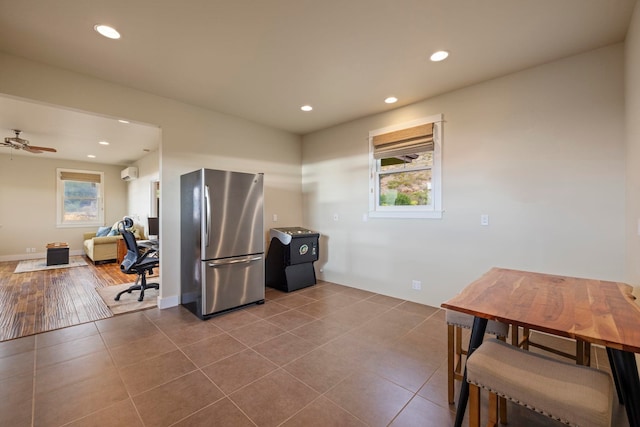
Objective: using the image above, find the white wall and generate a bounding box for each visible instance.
[626,3,640,285]
[0,154,127,260]
[126,149,160,235]
[302,44,626,307]
[0,52,304,308]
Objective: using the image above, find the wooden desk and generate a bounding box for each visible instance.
[442,267,640,427]
[116,238,127,264]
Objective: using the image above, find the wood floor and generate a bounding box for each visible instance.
[0,257,130,342]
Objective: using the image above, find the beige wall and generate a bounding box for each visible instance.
[0,154,127,260]
[0,52,303,308]
[302,44,626,307]
[626,3,640,284]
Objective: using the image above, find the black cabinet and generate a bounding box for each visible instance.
[266,227,319,292]
[46,246,69,266]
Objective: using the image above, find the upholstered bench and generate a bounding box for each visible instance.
[446,311,510,403]
[466,338,613,427]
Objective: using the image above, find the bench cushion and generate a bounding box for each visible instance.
[467,338,612,427]
[445,310,509,337]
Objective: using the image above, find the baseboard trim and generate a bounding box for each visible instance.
[0,249,84,262]
[158,294,179,309]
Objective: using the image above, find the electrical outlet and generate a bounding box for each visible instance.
[480,214,489,226]
[412,280,422,290]
[333,213,339,221]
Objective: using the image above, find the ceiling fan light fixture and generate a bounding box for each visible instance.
[94,24,120,39]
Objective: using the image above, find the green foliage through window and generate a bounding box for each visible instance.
[378,153,432,207]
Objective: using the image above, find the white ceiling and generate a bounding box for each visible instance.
[0,0,636,163]
[0,95,161,165]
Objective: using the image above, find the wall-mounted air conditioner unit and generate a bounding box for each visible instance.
[121,167,138,181]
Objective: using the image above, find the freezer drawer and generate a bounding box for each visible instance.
[202,255,265,316]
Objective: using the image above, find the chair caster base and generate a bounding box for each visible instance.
[113,283,158,302]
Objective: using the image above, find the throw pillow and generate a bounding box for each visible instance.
[96,226,111,237]
[107,228,119,236]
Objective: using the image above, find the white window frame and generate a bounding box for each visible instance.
[56,168,105,227]
[368,113,443,219]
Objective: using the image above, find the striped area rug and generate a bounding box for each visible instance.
[14,256,88,273]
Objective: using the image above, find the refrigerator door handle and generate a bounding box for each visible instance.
[204,184,211,248]
[208,256,263,268]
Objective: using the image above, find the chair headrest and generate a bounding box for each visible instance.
[118,217,134,233]
[122,216,134,228]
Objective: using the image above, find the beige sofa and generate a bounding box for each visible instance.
[82,233,121,263]
[83,224,146,264]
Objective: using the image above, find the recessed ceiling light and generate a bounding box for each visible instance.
[118,119,129,124]
[300,105,313,112]
[94,24,120,39]
[385,97,398,104]
[87,154,96,158]
[98,141,110,145]
[430,50,449,62]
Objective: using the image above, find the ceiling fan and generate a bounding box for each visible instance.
[2,129,57,154]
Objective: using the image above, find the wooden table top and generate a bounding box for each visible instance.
[441,267,640,353]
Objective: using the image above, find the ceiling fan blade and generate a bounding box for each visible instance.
[27,145,57,153]
[21,146,44,154]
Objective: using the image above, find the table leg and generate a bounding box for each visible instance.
[454,316,488,427]
[608,348,640,427]
[606,347,624,404]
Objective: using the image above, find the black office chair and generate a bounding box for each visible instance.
[115,217,159,302]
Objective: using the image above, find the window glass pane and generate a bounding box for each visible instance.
[379,169,432,206]
[380,151,433,172]
[63,181,99,221]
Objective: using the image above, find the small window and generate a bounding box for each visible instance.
[56,168,105,227]
[369,114,443,218]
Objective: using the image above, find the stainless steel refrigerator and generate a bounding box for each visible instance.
[180,168,265,319]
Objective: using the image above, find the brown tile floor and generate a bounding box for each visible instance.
[0,281,630,426]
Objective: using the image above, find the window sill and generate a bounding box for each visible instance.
[56,222,103,228]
